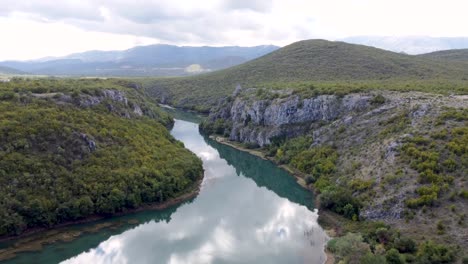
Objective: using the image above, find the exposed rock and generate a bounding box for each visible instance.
[232,84,243,97]
[208,93,372,146]
[50,89,149,119]
[133,104,143,116]
[361,202,404,220]
[385,141,401,163]
[102,90,128,105]
[79,133,97,152]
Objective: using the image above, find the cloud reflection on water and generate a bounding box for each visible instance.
[62,120,328,264]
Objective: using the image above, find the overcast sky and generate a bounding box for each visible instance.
[1,0,468,60]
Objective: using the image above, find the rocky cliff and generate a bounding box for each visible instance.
[201,89,468,247]
[31,88,170,125]
[204,91,374,146]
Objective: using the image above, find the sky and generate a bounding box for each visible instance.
[1,0,468,60]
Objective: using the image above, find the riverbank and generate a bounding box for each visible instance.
[0,176,203,262]
[209,135,310,189]
[209,135,336,264]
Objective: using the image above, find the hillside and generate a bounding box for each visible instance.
[144,39,468,111]
[0,44,278,77]
[201,88,468,262]
[0,78,203,237]
[418,49,468,63]
[0,66,25,75]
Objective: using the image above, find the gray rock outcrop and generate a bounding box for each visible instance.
[207,93,372,146]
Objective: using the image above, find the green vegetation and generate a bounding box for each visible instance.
[200,101,467,262]
[262,136,362,220]
[0,77,172,125]
[401,108,467,209]
[419,49,468,64]
[327,223,456,264]
[199,118,232,137]
[146,39,468,263]
[0,78,203,237]
[143,40,468,110]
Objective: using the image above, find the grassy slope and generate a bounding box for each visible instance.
[418,49,468,63]
[0,78,203,237]
[143,40,468,111]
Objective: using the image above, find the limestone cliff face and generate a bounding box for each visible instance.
[207,93,372,146]
[52,89,149,119]
[203,90,468,247]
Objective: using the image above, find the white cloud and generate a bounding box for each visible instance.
[1,0,468,60]
[0,14,159,60]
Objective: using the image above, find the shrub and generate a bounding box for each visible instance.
[462,256,468,264]
[274,136,313,164]
[460,189,468,199]
[361,253,387,264]
[386,248,404,264]
[327,233,371,263]
[406,193,437,208]
[290,146,338,178]
[416,241,455,263]
[349,179,374,192]
[436,220,445,235]
[319,186,361,219]
[371,94,386,105]
[304,175,316,185]
[394,237,417,253]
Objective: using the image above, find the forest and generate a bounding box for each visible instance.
[0,78,203,237]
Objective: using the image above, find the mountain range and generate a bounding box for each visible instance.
[144,39,468,110]
[342,36,468,54]
[0,44,279,77]
[0,65,26,75]
[3,37,468,77]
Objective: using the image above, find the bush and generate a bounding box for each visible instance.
[274,136,313,164]
[386,248,404,264]
[406,193,437,208]
[371,94,386,105]
[361,253,387,264]
[349,178,374,192]
[462,256,468,264]
[320,186,361,219]
[304,175,316,185]
[416,241,455,263]
[436,220,445,235]
[327,233,371,263]
[290,146,338,179]
[394,237,417,253]
[460,189,468,199]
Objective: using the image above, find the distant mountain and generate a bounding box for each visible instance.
[0,44,279,77]
[145,39,468,110]
[418,49,468,63]
[0,65,26,75]
[342,36,468,55]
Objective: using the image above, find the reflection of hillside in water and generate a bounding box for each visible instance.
[206,137,315,210]
[1,198,193,264]
[162,107,205,124]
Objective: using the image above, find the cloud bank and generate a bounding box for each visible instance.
[1,0,468,60]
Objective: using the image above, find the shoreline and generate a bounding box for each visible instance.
[0,177,203,261]
[209,135,336,264]
[209,135,310,189]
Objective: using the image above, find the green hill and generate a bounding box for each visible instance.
[0,78,202,237]
[143,39,468,111]
[418,49,468,63]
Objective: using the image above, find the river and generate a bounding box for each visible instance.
[1,111,328,264]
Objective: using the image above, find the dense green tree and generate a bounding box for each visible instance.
[0,78,203,237]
